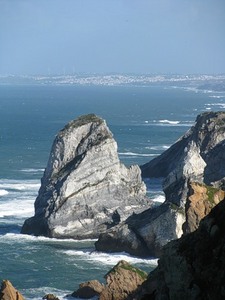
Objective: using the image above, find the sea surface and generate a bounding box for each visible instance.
[0,83,225,299]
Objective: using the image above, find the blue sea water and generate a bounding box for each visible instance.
[0,83,225,299]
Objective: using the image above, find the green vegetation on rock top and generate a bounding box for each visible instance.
[106,260,148,280]
[59,114,103,136]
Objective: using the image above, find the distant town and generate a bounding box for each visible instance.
[0,73,225,91]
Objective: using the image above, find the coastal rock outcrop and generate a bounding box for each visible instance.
[96,203,185,257]
[71,280,104,299]
[21,114,148,239]
[183,181,225,234]
[0,280,24,300]
[96,112,225,256]
[72,260,147,300]
[134,198,225,300]
[141,111,225,204]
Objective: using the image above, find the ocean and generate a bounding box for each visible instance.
[0,83,225,299]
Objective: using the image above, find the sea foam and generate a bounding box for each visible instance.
[0,189,9,196]
[0,179,39,219]
[119,152,157,157]
[62,249,158,267]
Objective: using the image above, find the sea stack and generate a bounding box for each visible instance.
[21,114,148,239]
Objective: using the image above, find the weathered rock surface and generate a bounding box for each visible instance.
[96,203,185,257]
[183,181,225,234]
[21,114,148,238]
[0,280,24,300]
[96,112,225,257]
[71,280,104,299]
[141,111,225,204]
[134,198,225,300]
[42,294,59,300]
[72,260,147,300]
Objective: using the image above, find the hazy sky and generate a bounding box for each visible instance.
[0,0,224,75]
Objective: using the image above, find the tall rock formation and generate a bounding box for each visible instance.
[21,114,148,239]
[96,112,225,256]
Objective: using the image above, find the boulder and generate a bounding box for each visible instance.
[72,260,147,300]
[42,294,59,300]
[100,260,147,300]
[71,280,104,299]
[0,280,24,300]
[21,114,148,239]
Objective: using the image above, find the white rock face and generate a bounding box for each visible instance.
[95,203,186,257]
[21,114,148,238]
[139,207,185,252]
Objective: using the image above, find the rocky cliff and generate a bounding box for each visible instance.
[96,112,225,256]
[0,280,24,300]
[21,114,148,238]
[134,197,225,300]
[142,111,225,204]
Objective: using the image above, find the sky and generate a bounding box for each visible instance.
[0,0,225,75]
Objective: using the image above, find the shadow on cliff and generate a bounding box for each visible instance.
[131,197,225,300]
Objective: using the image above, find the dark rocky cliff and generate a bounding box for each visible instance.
[134,197,225,300]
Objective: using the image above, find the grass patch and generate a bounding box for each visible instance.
[169,203,185,215]
[120,264,148,280]
[206,185,219,204]
[106,261,147,280]
[59,114,103,136]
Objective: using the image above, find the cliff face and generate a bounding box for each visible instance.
[96,112,225,257]
[21,114,148,238]
[141,111,225,205]
[135,198,225,300]
[183,182,225,234]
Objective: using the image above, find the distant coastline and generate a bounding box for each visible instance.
[0,73,225,92]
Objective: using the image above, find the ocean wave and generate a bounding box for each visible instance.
[148,120,194,127]
[22,287,72,300]
[205,103,225,109]
[20,168,45,173]
[145,145,170,151]
[1,232,97,244]
[158,119,180,125]
[0,179,40,191]
[209,95,224,99]
[119,152,157,157]
[0,189,9,196]
[0,198,34,218]
[62,249,158,267]
[152,195,165,203]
